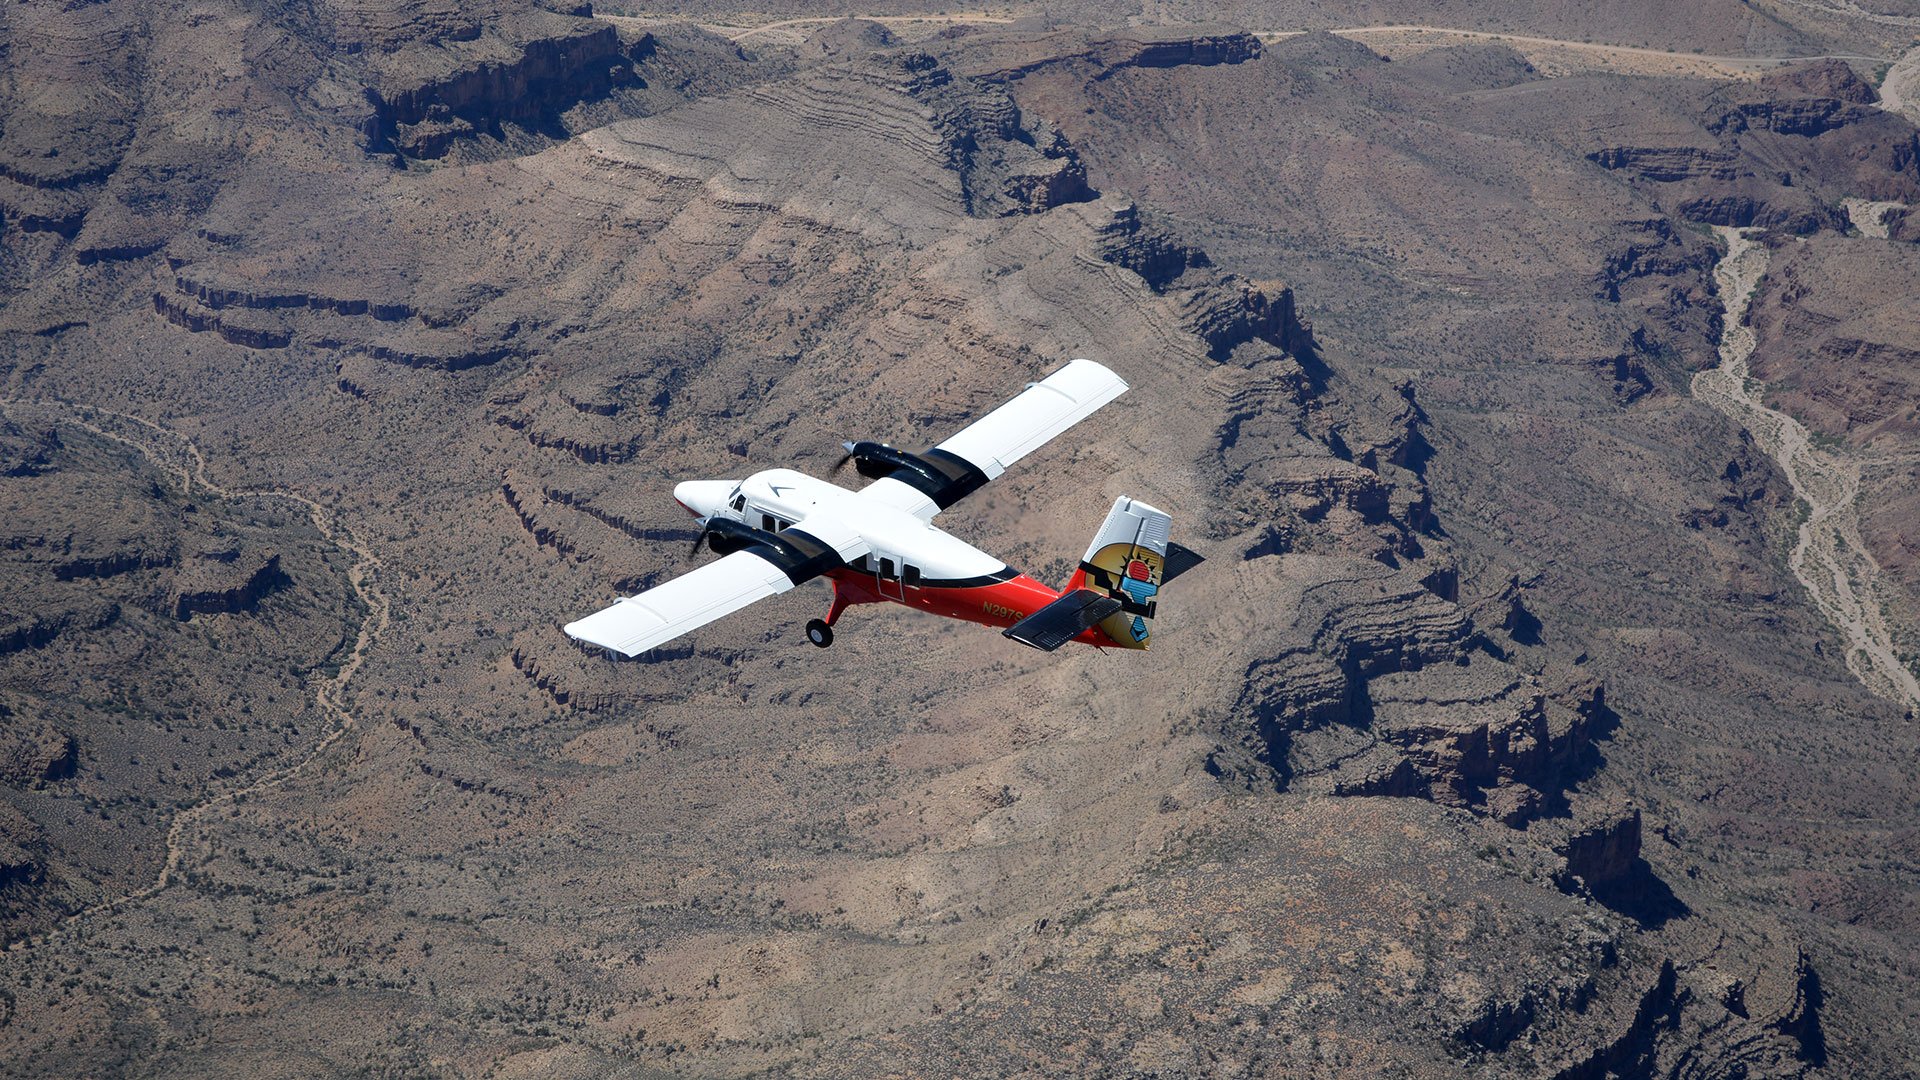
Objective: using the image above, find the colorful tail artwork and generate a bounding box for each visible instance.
[1066,496,1172,649]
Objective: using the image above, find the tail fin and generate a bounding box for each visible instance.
[1065,496,1171,649]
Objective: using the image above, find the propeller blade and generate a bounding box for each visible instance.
[691,518,710,556]
[832,440,858,475]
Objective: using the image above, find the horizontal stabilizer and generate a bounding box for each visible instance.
[1003,589,1123,652]
[1161,542,1205,585]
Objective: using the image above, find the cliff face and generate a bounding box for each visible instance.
[1583,61,1920,233]
[1885,204,1920,243]
[1206,553,1611,834]
[0,719,77,788]
[169,550,288,620]
[370,21,625,125]
[1558,804,1642,890]
[1091,200,1316,361]
[951,25,1263,82]
[358,19,797,163]
[366,20,634,159]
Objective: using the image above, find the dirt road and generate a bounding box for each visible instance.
[607,11,1896,75]
[1267,24,1885,74]
[1878,44,1920,124]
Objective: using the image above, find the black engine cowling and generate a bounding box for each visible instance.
[700,516,779,556]
[841,441,937,482]
[696,516,844,585]
[837,441,991,511]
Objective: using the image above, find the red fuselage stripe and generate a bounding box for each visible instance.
[824,568,1112,647]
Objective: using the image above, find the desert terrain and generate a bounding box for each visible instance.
[2,0,1919,1076]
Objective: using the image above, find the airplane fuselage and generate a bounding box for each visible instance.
[677,468,1109,646]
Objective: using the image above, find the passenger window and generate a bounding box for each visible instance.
[880,557,896,580]
[762,514,776,531]
[903,564,921,587]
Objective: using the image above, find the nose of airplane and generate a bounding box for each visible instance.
[673,480,735,519]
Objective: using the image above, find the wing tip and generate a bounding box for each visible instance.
[563,622,642,658]
[1066,356,1128,391]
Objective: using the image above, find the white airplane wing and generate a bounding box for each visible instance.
[857,476,942,520]
[860,358,1129,520]
[938,358,1130,479]
[565,550,795,657]
[565,515,869,657]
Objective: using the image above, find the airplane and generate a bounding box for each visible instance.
[564,358,1199,658]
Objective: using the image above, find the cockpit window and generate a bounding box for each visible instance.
[731,495,746,512]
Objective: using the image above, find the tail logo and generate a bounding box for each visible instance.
[1081,543,1163,645]
[1118,560,1159,641]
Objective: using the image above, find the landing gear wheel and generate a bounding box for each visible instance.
[806,619,834,648]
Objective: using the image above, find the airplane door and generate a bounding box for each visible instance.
[872,550,906,602]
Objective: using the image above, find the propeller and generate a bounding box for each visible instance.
[689,515,776,559]
[833,440,912,481]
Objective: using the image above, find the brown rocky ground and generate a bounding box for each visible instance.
[0,410,357,942]
[1745,224,1920,690]
[0,3,1917,1077]
[1002,27,1920,1074]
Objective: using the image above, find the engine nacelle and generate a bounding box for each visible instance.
[842,441,944,485]
[700,516,781,556]
[696,515,844,585]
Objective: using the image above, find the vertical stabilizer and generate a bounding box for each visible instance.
[1064,496,1171,649]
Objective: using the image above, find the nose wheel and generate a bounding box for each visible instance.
[805,619,834,648]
